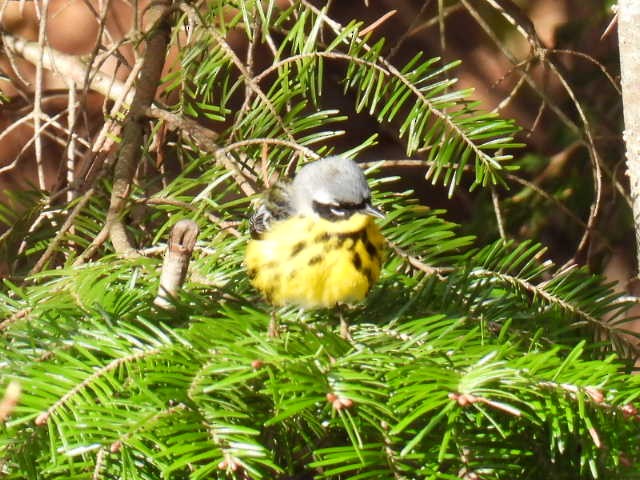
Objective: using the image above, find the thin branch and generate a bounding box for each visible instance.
[72,224,110,266]
[2,33,135,105]
[32,0,50,190]
[389,241,451,280]
[491,187,507,240]
[106,1,173,257]
[1,107,84,175]
[66,80,77,202]
[220,138,320,160]
[146,107,256,196]
[405,4,465,40]
[481,0,543,51]
[359,9,397,37]
[35,347,161,426]
[387,0,433,59]
[544,60,603,265]
[548,48,621,96]
[229,7,261,142]
[491,60,530,114]
[253,51,389,84]
[92,448,107,480]
[29,187,96,275]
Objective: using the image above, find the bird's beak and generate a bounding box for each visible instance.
[363,203,385,219]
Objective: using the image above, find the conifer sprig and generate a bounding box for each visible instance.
[0,1,637,479]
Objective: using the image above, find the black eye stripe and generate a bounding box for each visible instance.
[342,202,366,210]
[314,200,368,210]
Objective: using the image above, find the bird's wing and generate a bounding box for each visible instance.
[249,182,292,239]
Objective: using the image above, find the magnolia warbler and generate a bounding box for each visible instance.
[245,156,385,313]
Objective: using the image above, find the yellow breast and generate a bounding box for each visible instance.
[245,213,385,309]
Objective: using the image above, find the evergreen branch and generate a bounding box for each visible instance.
[109,403,188,454]
[34,347,161,426]
[300,1,520,189]
[253,51,390,84]
[381,61,505,172]
[389,242,452,280]
[220,137,320,160]
[469,268,633,341]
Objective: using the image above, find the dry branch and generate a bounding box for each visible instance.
[106,1,174,257]
[154,219,199,309]
[2,34,134,105]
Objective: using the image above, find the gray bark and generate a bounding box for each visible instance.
[619,1,640,273]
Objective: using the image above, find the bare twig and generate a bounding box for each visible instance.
[66,80,77,202]
[548,48,621,95]
[2,34,135,105]
[404,3,464,39]
[229,8,261,142]
[29,187,96,275]
[491,187,507,240]
[543,61,603,265]
[33,0,50,190]
[106,1,173,258]
[601,11,618,41]
[154,219,199,309]
[146,107,256,196]
[359,9,397,37]
[92,448,107,480]
[387,0,433,59]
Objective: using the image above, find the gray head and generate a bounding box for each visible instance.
[289,156,383,220]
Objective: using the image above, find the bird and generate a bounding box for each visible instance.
[245,156,385,336]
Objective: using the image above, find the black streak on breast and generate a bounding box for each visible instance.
[291,241,306,257]
[352,252,363,271]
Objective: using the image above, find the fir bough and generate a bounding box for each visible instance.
[0,2,638,479]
